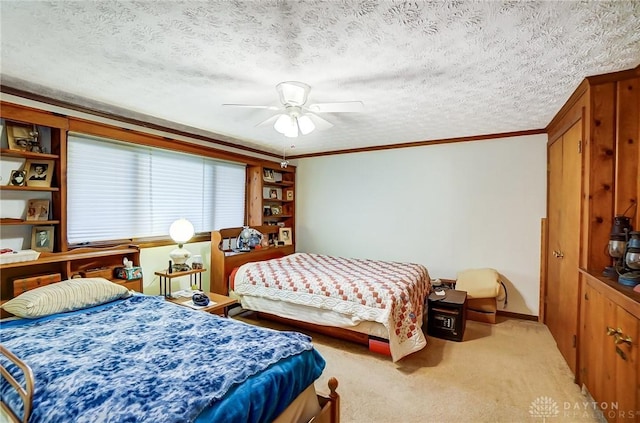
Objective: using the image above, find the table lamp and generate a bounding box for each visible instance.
[169,218,195,272]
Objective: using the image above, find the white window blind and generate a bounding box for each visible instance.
[67,134,245,243]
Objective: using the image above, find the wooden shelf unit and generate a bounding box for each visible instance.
[1,103,68,253]
[247,164,296,240]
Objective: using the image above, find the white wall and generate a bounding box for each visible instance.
[295,134,547,316]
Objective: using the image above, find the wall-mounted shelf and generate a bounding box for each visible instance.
[263,180,294,187]
[0,148,59,160]
[0,219,60,226]
[0,186,60,192]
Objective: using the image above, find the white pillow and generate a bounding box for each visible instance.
[1,277,130,318]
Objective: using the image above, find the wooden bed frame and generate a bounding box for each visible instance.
[1,247,341,423]
[211,227,392,356]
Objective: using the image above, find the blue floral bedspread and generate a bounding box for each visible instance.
[0,295,325,423]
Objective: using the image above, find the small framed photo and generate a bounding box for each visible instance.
[263,168,275,182]
[26,199,50,221]
[279,227,293,245]
[7,123,37,152]
[285,190,294,201]
[8,170,26,186]
[31,225,54,252]
[271,205,282,215]
[269,188,278,199]
[25,159,55,188]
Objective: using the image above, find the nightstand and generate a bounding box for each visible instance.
[166,292,237,317]
[427,289,467,342]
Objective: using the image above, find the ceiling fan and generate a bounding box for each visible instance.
[223,81,364,137]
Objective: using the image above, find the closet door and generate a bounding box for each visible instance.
[545,120,582,374]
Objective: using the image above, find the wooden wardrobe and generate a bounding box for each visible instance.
[543,65,640,420]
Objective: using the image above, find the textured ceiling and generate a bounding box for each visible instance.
[1,1,639,157]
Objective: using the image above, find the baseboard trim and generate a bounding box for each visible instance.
[497,310,538,321]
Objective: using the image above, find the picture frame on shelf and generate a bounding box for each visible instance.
[26,199,50,221]
[269,188,278,199]
[263,206,272,216]
[31,225,54,252]
[279,227,293,245]
[285,189,294,201]
[271,205,282,215]
[7,123,37,152]
[263,168,275,182]
[25,159,55,188]
[8,170,26,186]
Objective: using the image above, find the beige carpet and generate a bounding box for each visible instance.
[234,313,604,423]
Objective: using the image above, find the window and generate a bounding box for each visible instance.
[67,133,245,244]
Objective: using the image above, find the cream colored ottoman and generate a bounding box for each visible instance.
[455,268,503,324]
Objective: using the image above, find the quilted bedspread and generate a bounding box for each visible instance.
[0,295,322,423]
[234,253,431,361]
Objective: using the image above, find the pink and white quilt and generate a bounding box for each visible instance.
[233,253,431,362]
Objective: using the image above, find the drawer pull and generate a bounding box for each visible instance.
[614,334,633,346]
[616,346,628,361]
[606,326,621,336]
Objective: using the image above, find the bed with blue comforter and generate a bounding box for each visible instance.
[0,294,326,423]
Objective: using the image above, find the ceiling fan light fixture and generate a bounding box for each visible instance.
[274,114,294,134]
[283,121,299,138]
[297,115,315,135]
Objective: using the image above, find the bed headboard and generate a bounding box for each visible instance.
[0,244,141,301]
[210,226,295,295]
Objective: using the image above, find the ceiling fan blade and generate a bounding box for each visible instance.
[307,101,364,113]
[306,112,334,131]
[222,103,281,111]
[255,114,283,127]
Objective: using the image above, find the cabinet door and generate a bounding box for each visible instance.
[612,305,638,422]
[546,120,582,374]
[546,137,563,343]
[582,282,639,422]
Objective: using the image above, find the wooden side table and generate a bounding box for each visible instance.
[154,268,206,297]
[166,292,237,317]
[427,289,467,342]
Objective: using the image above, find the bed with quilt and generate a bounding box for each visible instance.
[211,228,432,363]
[0,277,339,423]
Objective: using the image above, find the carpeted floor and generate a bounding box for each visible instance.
[234,312,605,423]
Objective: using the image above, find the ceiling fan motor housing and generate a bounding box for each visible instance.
[276,81,311,106]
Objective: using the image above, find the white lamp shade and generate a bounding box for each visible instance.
[169,218,194,244]
[297,115,315,135]
[274,114,295,135]
[284,120,299,138]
